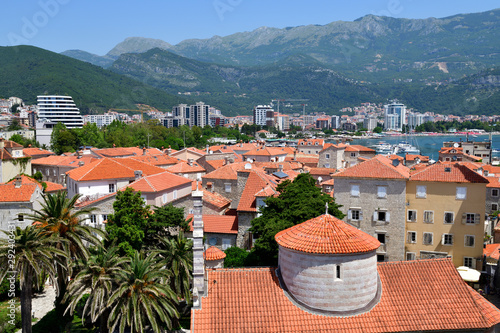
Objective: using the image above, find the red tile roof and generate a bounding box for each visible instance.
[297,139,324,146]
[204,246,226,261]
[306,167,336,176]
[66,157,165,181]
[275,214,380,254]
[410,162,489,183]
[187,214,238,234]
[192,259,500,332]
[44,181,65,193]
[127,171,192,193]
[484,243,500,262]
[344,144,375,153]
[23,147,54,157]
[334,155,409,180]
[203,162,246,181]
[242,146,288,157]
[165,161,206,173]
[130,154,179,166]
[93,147,163,158]
[486,176,500,188]
[284,156,319,165]
[32,155,98,168]
[202,190,231,209]
[405,154,430,162]
[237,170,275,212]
[0,176,40,202]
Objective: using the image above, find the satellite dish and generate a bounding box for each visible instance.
[244,163,252,170]
[452,156,457,161]
[453,143,459,148]
[392,159,400,167]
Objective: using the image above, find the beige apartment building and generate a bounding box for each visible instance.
[405,163,488,269]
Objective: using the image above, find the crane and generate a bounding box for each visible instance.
[271,99,309,114]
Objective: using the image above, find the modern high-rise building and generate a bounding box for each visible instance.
[407,113,425,130]
[253,105,274,126]
[190,102,209,128]
[37,95,84,128]
[363,117,378,131]
[83,113,119,128]
[331,115,340,129]
[384,101,406,131]
[36,95,83,147]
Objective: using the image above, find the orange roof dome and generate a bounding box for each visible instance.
[275,214,380,254]
[204,246,226,261]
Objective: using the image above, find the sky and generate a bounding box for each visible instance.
[1,0,499,56]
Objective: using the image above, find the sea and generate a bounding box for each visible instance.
[349,134,500,162]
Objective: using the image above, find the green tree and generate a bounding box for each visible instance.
[8,133,25,146]
[224,246,249,267]
[145,205,189,248]
[373,126,383,133]
[64,244,128,333]
[7,119,22,131]
[107,252,179,333]
[250,173,344,266]
[105,188,150,256]
[0,226,66,333]
[24,192,104,314]
[156,232,193,301]
[50,122,78,155]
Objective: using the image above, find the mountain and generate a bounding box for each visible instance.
[0,46,188,113]
[106,37,173,58]
[109,48,380,116]
[60,49,115,68]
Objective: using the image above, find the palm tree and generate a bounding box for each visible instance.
[0,226,67,333]
[157,231,193,301]
[64,244,128,333]
[24,191,106,309]
[107,251,179,333]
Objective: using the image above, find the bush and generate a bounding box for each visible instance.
[224,247,249,267]
[0,309,21,333]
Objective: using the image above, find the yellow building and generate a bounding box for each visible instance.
[406,163,488,269]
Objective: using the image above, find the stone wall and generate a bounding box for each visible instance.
[236,211,255,249]
[0,203,35,239]
[279,247,379,313]
[202,178,239,209]
[171,195,224,218]
[333,178,406,261]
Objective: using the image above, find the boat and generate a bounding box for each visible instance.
[372,142,394,154]
[395,141,420,154]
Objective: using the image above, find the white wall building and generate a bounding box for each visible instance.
[383,101,406,131]
[253,105,274,126]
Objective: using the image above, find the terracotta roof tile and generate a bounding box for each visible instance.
[484,243,500,261]
[344,144,375,153]
[298,139,324,146]
[307,167,337,176]
[192,259,500,332]
[486,176,500,188]
[202,190,231,209]
[127,171,192,193]
[410,162,489,183]
[32,155,99,167]
[275,214,380,254]
[130,154,179,166]
[44,181,65,193]
[187,214,238,234]
[165,161,206,173]
[242,146,288,157]
[0,176,40,202]
[237,170,274,212]
[405,154,430,162]
[204,246,226,261]
[334,155,409,180]
[203,162,246,181]
[66,157,165,181]
[23,147,54,157]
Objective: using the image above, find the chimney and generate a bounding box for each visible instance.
[78,161,84,167]
[192,185,205,308]
[113,143,116,148]
[293,150,297,161]
[143,147,147,156]
[278,164,283,172]
[0,138,4,149]
[14,175,22,188]
[134,170,143,180]
[224,156,229,166]
[167,146,172,156]
[188,158,194,167]
[206,182,213,192]
[206,144,209,154]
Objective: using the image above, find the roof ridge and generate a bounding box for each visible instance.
[77,158,106,181]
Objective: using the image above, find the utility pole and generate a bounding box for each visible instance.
[146,133,152,148]
[302,104,308,132]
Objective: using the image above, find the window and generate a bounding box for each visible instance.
[492,203,498,212]
[464,235,475,247]
[442,234,453,245]
[462,213,479,225]
[456,187,467,200]
[350,184,360,197]
[377,186,387,198]
[416,185,427,198]
[348,209,362,221]
[225,183,231,193]
[335,265,341,279]
[444,212,454,224]
[407,210,417,222]
[350,152,356,157]
[373,210,390,222]
[377,255,386,262]
[18,214,24,222]
[109,184,115,193]
[407,231,416,244]
[102,215,108,221]
[423,232,433,245]
[423,211,434,223]
[90,215,97,223]
[377,233,386,244]
[208,237,217,246]
[173,190,178,200]
[492,189,499,197]
[464,257,475,268]
[222,238,231,250]
[406,252,416,260]
[325,153,330,159]
[163,193,168,204]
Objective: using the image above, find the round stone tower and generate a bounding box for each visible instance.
[275,213,381,315]
[204,246,226,269]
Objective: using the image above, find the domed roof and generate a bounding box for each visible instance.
[275,214,380,254]
[204,246,226,261]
